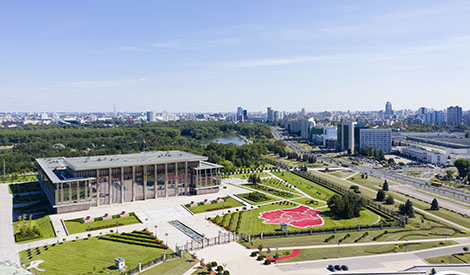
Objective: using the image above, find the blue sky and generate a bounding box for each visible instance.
[1,0,469,112]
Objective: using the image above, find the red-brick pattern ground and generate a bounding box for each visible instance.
[259,205,324,228]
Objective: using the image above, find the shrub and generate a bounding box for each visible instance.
[250,251,258,257]
[264,259,272,265]
[324,235,335,242]
[94,217,103,222]
[257,255,264,261]
[211,261,217,267]
[87,233,92,238]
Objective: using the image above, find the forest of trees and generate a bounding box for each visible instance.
[0,121,273,173]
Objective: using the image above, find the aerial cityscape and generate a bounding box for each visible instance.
[1,1,470,275]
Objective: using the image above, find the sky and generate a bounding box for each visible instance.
[1,0,470,113]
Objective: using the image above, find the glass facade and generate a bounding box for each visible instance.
[39,159,221,212]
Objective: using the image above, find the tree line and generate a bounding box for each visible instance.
[0,121,273,174]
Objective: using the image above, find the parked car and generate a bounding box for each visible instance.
[327,265,335,272]
[334,265,341,271]
[341,265,349,271]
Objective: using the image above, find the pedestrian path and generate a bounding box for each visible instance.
[0,184,17,264]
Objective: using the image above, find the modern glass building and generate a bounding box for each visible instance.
[36,151,223,213]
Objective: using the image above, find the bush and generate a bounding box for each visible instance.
[211,261,217,267]
[94,217,103,222]
[250,251,258,257]
[264,259,271,265]
[257,255,264,261]
[87,233,92,238]
[324,235,335,243]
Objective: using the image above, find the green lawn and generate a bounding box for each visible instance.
[311,170,470,229]
[267,241,456,263]
[426,252,470,264]
[241,184,300,199]
[290,197,327,208]
[20,237,169,274]
[259,178,301,193]
[329,171,355,179]
[64,215,141,234]
[13,215,56,243]
[187,197,243,214]
[237,201,301,234]
[141,252,196,275]
[1,174,38,184]
[236,192,280,205]
[228,172,272,179]
[271,171,336,201]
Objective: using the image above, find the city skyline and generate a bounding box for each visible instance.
[1,1,470,112]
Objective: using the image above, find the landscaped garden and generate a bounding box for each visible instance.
[141,252,197,275]
[227,172,272,179]
[271,171,335,201]
[236,191,279,205]
[241,183,300,199]
[20,230,171,274]
[185,197,243,214]
[13,215,55,243]
[426,249,470,264]
[64,212,141,234]
[252,240,457,263]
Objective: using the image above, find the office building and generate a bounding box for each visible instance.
[300,118,315,140]
[463,112,470,126]
[36,151,223,213]
[385,101,393,115]
[267,107,273,122]
[337,121,356,153]
[146,111,156,122]
[447,106,463,126]
[359,128,392,153]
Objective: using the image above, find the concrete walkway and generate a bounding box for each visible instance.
[0,184,17,264]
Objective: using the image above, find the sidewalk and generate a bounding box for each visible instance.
[0,184,17,264]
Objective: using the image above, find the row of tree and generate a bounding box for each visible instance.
[0,121,273,173]
[454,159,470,181]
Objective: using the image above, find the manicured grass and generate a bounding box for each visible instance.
[319,209,380,228]
[426,252,470,264]
[228,172,272,179]
[272,240,457,263]
[237,201,301,234]
[272,171,336,201]
[236,192,280,205]
[290,197,327,208]
[329,171,355,179]
[65,215,141,234]
[259,178,301,193]
[13,215,56,243]
[20,237,169,274]
[241,184,301,199]
[312,170,470,229]
[141,252,196,275]
[187,197,243,214]
[1,174,38,184]
[348,175,385,191]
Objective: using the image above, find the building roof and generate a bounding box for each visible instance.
[38,150,208,172]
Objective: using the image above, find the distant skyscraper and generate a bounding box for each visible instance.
[385,102,393,115]
[146,111,156,122]
[236,106,244,122]
[300,117,315,140]
[300,108,306,116]
[463,112,470,126]
[273,111,280,122]
[446,106,463,126]
[243,109,248,121]
[267,107,273,122]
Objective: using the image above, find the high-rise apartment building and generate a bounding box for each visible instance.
[337,121,356,153]
[446,106,463,126]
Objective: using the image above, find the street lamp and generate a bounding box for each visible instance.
[337,241,340,259]
[165,233,169,246]
[154,225,158,238]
